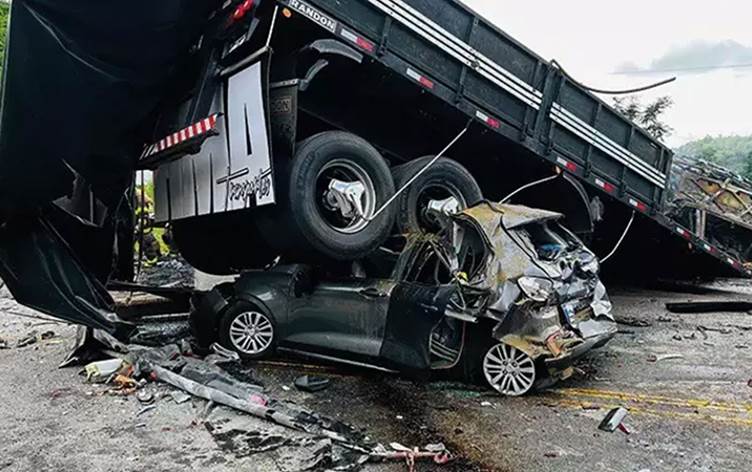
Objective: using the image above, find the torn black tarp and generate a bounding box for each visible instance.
[0,1,219,332]
[0,0,219,211]
[0,210,134,336]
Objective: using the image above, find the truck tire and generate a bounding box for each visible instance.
[391,156,483,235]
[266,131,396,261]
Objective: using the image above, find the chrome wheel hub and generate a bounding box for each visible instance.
[317,159,377,234]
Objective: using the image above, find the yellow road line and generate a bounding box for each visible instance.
[552,387,752,413]
[552,398,752,428]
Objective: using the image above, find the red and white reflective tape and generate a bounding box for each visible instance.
[675,226,691,239]
[556,157,578,172]
[142,114,219,159]
[406,68,434,89]
[340,28,375,53]
[727,257,740,268]
[702,243,716,253]
[475,110,501,129]
[595,178,615,193]
[628,198,647,212]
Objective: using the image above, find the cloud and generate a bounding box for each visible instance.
[615,40,752,75]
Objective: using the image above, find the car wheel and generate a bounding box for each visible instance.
[263,131,396,261]
[391,156,483,234]
[218,301,277,360]
[482,343,536,396]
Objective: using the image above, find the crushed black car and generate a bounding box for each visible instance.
[192,202,616,396]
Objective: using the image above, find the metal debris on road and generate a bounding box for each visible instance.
[666,301,752,313]
[294,375,331,393]
[137,390,155,404]
[616,317,653,327]
[137,404,158,416]
[169,391,191,404]
[598,407,630,433]
[647,354,684,363]
[16,330,55,348]
[84,359,125,381]
[371,443,452,472]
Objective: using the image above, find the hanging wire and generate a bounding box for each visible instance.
[551,60,676,95]
[500,174,560,204]
[600,210,636,264]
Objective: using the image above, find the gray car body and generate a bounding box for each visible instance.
[201,203,616,377]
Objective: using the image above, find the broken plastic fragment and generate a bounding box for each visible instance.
[84,358,125,381]
[598,407,629,432]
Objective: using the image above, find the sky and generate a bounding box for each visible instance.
[463,1,752,147]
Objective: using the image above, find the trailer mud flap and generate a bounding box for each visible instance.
[0,206,133,337]
[154,57,276,221]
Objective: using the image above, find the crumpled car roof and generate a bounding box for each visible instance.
[457,202,562,233]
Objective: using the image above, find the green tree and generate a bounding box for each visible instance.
[0,2,9,78]
[613,95,674,142]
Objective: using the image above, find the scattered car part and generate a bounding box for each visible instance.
[666,301,752,313]
[136,404,158,416]
[262,131,396,262]
[391,157,483,234]
[294,375,331,392]
[137,390,155,404]
[646,354,684,363]
[84,358,125,381]
[598,407,630,432]
[169,391,192,404]
[218,301,277,360]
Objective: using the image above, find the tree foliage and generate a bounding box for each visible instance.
[0,2,8,78]
[612,95,674,141]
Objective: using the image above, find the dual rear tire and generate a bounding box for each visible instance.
[175,131,483,273]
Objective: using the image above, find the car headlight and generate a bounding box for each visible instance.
[517,277,555,303]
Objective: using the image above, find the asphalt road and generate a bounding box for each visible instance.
[1,280,751,472]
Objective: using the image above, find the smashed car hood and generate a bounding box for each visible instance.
[453,202,563,286]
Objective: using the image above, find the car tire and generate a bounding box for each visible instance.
[218,300,277,360]
[451,323,539,397]
[264,131,396,261]
[481,342,537,396]
[391,156,483,235]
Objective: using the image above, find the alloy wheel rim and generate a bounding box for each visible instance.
[229,311,274,355]
[483,343,536,396]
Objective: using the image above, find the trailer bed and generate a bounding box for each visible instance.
[279,0,752,276]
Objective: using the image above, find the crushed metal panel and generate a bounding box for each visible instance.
[223,60,276,210]
[155,88,230,223]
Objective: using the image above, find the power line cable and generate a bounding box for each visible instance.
[551,60,676,95]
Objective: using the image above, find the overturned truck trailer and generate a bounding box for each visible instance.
[0,0,749,333]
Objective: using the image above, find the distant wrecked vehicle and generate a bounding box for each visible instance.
[192,202,616,396]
